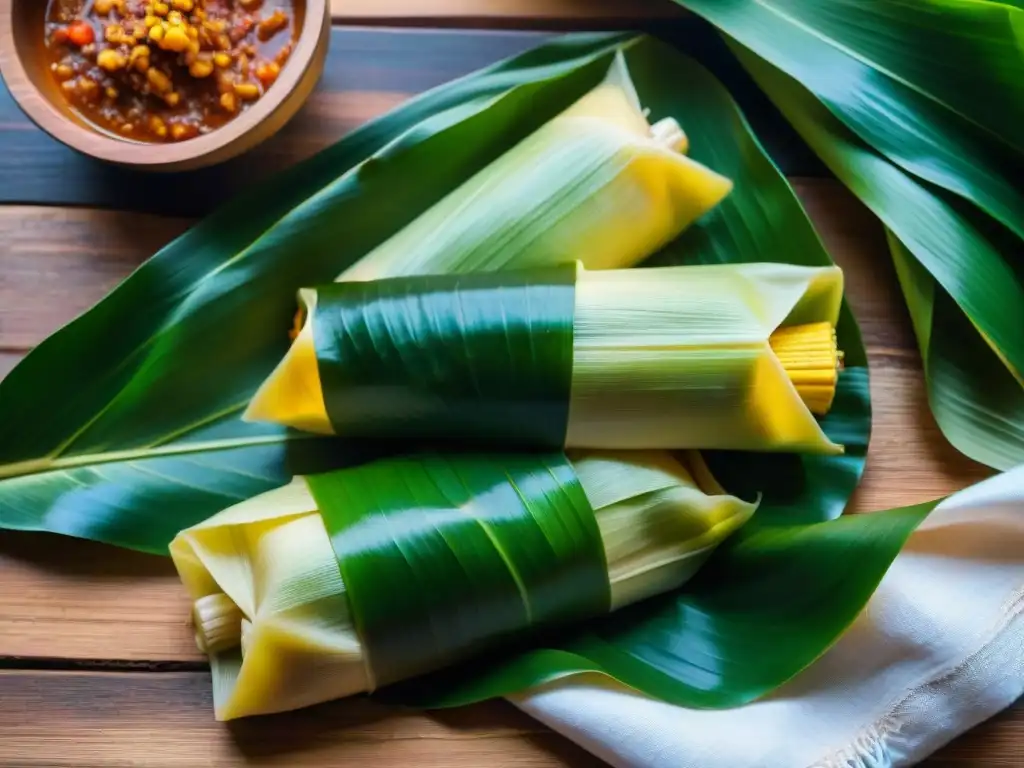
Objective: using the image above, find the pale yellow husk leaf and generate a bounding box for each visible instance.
[170,451,756,721]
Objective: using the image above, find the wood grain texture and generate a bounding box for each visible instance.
[330,0,687,28]
[0,669,1015,767]
[0,670,604,767]
[927,700,1024,767]
[0,207,192,349]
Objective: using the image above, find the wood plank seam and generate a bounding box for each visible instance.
[0,657,208,673]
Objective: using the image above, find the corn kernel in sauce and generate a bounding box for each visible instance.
[44,0,302,143]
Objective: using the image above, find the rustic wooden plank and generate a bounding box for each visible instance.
[0,675,1018,767]
[0,532,194,663]
[330,0,687,28]
[0,180,993,665]
[927,701,1024,766]
[0,670,603,767]
[0,207,192,350]
[0,353,18,378]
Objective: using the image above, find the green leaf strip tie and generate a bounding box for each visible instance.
[311,263,578,449]
[307,451,610,688]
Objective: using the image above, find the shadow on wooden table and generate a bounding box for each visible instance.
[0,529,171,579]
[225,694,606,766]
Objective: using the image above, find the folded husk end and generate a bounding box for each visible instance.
[567,263,846,454]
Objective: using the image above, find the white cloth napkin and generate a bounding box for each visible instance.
[512,466,1024,768]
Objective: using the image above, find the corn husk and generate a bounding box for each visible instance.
[170,450,756,720]
[337,52,731,283]
[247,262,845,454]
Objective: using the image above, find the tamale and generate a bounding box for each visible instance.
[336,52,730,284]
[247,262,845,454]
[170,450,756,720]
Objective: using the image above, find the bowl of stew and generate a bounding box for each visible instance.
[0,0,330,170]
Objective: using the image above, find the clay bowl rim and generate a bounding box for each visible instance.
[0,0,329,169]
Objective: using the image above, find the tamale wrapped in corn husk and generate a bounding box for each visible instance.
[170,450,756,720]
[248,262,846,454]
[335,53,731,284]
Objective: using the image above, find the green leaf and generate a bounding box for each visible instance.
[387,497,935,709]
[311,265,577,449]
[889,233,1024,470]
[675,0,1024,242]
[308,452,609,689]
[734,44,1024,469]
[669,0,1024,468]
[733,45,1024,382]
[0,34,871,548]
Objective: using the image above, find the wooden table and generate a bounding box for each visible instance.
[0,3,1020,766]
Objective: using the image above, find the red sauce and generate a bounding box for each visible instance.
[44,0,303,142]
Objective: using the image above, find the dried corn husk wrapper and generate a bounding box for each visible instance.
[170,450,756,720]
[248,262,845,454]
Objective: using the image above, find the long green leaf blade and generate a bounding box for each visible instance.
[678,0,1024,163]
[732,45,1024,380]
[733,44,1024,469]
[675,0,1024,249]
[387,498,934,709]
[889,233,1024,469]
